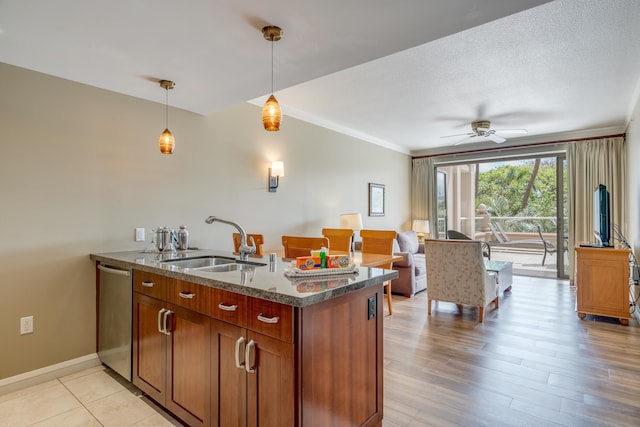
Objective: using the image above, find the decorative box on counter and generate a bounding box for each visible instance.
[295,255,350,270]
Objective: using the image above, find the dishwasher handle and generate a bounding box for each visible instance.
[98,264,131,277]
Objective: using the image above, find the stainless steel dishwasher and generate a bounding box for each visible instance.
[98,264,133,381]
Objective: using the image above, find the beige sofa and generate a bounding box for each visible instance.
[391,230,427,297]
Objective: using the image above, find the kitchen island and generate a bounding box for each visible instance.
[90,249,397,427]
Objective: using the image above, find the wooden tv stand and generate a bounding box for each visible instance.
[575,246,631,325]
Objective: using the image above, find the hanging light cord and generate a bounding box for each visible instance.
[165,88,169,128]
[270,34,274,94]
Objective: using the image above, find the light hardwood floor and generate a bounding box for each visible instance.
[383,275,640,427]
[2,276,639,426]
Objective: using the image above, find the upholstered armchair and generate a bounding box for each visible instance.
[391,230,427,297]
[424,239,499,323]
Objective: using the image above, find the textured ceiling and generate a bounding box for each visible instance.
[1,0,639,154]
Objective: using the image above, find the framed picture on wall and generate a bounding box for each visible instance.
[369,183,385,216]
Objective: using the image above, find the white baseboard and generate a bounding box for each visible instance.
[0,353,101,396]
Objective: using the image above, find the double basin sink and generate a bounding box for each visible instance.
[161,255,266,273]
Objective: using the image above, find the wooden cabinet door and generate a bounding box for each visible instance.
[211,319,247,427]
[132,293,166,404]
[298,285,383,427]
[166,304,211,427]
[246,331,294,427]
[576,247,631,321]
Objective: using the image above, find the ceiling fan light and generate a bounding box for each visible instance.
[159,128,175,154]
[262,94,282,131]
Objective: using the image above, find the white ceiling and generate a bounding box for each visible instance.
[2,0,639,155]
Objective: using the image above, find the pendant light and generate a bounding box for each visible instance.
[158,79,175,154]
[261,26,283,131]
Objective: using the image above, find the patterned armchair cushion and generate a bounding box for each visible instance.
[425,239,498,319]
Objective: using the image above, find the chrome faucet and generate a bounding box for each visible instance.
[205,216,256,261]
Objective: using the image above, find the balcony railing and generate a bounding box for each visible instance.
[446,215,568,242]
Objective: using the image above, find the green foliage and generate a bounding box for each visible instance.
[476,160,563,232]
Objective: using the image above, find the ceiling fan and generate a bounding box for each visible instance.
[441,120,527,145]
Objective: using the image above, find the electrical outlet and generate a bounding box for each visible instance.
[368,296,377,319]
[135,227,145,242]
[20,316,33,335]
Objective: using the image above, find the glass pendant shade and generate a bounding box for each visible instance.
[159,128,175,154]
[262,94,282,131]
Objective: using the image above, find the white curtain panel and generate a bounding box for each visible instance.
[567,136,626,281]
[411,157,436,232]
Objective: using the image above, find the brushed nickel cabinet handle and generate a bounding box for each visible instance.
[235,336,246,369]
[163,310,173,335]
[179,291,195,299]
[157,308,167,333]
[142,281,155,288]
[245,340,256,374]
[218,303,238,312]
[257,313,279,324]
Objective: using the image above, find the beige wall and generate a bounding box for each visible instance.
[0,63,411,379]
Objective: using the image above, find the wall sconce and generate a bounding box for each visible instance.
[269,161,284,192]
[158,80,176,154]
[412,220,430,242]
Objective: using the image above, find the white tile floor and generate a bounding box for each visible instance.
[0,366,182,427]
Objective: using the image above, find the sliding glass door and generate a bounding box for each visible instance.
[436,154,568,279]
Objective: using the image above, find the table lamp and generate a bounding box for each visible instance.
[412,220,430,242]
[340,213,363,252]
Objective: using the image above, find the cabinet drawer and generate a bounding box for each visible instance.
[210,289,248,327]
[167,278,211,314]
[247,297,294,343]
[133,270,167,299]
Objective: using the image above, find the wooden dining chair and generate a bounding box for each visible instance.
[360,229,397,315]
[321,228,353,253]
[232,233,264,256]
[281,236,329,259]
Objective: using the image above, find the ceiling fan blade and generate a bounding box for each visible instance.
[454,135,482,146]
[486,134,506,143]
[441,132,475,139]
[494,128,528,135]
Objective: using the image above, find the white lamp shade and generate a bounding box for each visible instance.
[271,161,284,177]
[340,213,363,230]
[412,220,430,234]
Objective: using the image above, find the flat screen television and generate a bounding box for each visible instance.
[593,184,611,247]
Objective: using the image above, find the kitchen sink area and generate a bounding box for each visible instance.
[161,255,267,272]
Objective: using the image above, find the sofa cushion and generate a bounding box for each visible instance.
[413,253,426,277]
[397,230,419,254]
[391,251,412,268]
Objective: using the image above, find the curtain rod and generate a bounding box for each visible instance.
[411,133,626,159]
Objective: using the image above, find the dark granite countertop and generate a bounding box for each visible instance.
[90,249,398,307]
